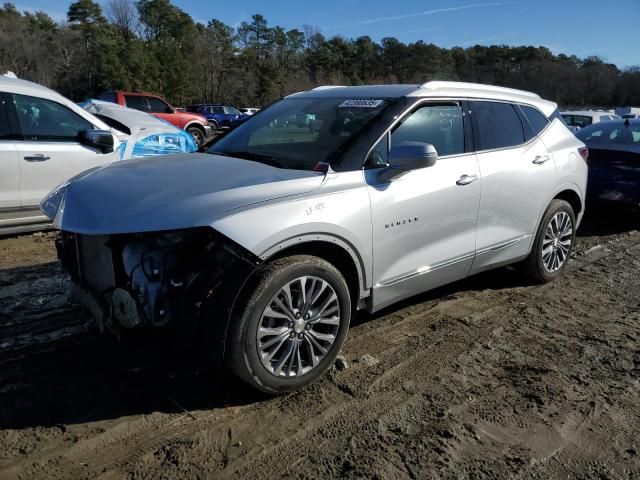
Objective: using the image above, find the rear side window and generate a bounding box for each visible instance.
[391,104,465,157]
[125,95,148,111]
[519,105,549,139]
[473,101,525,150]
[12,93,94,141]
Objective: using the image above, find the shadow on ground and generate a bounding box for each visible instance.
[577,203,640,236]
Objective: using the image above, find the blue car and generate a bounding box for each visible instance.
[576,119,640,206]
[185,104,249,131]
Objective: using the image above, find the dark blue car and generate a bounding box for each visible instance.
[576,119,640,205]
[185,104,249,131]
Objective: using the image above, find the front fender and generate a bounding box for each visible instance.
[210,185,373,298]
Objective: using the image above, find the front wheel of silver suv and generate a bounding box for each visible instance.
[522,199,576,283]
[225,255,351,394]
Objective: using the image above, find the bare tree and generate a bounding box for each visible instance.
[105,0,138,39]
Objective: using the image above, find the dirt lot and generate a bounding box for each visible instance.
[1,211,640,479]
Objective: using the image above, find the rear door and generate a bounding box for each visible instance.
[470,101,555,274]
[11,93,116,210]
[0,92,21,215]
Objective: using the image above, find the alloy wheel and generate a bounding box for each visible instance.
[542,211,573,273]
[257,276,340,377]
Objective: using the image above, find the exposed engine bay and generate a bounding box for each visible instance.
[55,228,259,338]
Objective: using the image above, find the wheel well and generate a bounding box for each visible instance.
[269,241,362,310]
[185,123,205,132]
[554,189,582,215]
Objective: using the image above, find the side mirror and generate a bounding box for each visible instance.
[165,106,175,114]
[378,142,438,182]
[78,129,114,154]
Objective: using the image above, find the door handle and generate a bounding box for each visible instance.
[24,154,50,162]
[532,155,551,165]
[456,174,479,186]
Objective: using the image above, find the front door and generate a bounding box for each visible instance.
[11,93,115,212]
[0,93,20,213]
[365,102,481,311]
[146,96,177,126]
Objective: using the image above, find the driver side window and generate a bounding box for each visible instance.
[367,103,465,167]
[13,93,94,142]
[147,97,170,113]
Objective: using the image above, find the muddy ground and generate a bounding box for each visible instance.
[1,210,640,479]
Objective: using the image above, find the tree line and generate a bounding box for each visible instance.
[1,0,639,109]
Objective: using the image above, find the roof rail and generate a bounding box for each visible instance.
[312,85,346,91]
[420,81,540,99]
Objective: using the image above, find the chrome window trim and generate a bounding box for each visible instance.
[363,96,554,165]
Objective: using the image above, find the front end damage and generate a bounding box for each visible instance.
[56,228,260,346]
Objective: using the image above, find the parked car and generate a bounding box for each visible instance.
[42,81,587,393]
[614,106,640,117]
[561,110,620,129]
[80,99,198,159]
[0,76,122,235]
[576,119,640,205]
[185,104,249,131]
[240,107,260,116]
[98,91,212,146]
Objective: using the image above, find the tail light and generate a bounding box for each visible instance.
[578,147,589,165]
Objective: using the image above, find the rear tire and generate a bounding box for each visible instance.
[225,255,351,394]
[522,199,576,283]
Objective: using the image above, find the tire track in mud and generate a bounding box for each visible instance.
[2,228,640,479]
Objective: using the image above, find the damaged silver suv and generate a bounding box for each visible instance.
[42,82,588,393]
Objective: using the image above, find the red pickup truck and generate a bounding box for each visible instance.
[98,91,212,146]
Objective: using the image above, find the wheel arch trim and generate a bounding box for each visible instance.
[527,182,584,252]
[258,233,370,301]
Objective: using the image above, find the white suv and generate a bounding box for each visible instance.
[0,76,120,235]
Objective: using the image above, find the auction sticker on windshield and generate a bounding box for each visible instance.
[338,99,384,108]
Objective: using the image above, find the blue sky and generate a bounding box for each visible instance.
[13,0,640,67]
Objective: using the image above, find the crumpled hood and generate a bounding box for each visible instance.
[42,153,324,234]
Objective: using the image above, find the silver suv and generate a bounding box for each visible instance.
[42,81,588,393]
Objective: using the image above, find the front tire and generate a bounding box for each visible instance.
[187,126,205,146]
[523,199,576,283]
[225,255,351,394]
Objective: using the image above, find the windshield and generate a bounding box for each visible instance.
[577,123,640,145]
[207,97,390,170]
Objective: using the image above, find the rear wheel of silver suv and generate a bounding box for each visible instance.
[225,255,351,394]
[523,199,576,283]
